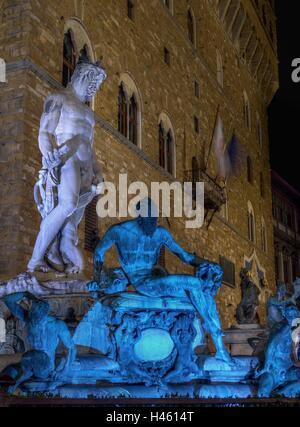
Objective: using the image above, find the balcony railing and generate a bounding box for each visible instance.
[184,169,226,211]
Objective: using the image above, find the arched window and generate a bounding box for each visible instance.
[62,18,95,88]
[247,201,256,243]
[216,50,224,87]
[158,112,176,176]
[187,9,196,46]
[118,73,142,147]
[166,131,173,175]
[243,91,251,129]
[261,218,267,253]
[163,0,173,14]
[118,84,128,137]
[247,156,253,184]
[159,123,166,169]
[62,29,77,87]
[129,95,138,145]
[127,0,135,20]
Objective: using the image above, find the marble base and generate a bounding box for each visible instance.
[0,274,260,400]
[0,354,259,399]
[224,324,266,356]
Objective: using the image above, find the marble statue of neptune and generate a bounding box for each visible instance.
[28,53,106,274]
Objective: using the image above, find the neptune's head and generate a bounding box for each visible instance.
[136,198,158,237]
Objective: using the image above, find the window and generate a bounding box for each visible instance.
[216,50,224,87]
[117,74,142,147]
[292,256,298,282]
[219,256,236,287]
[62,18,95,90]
[164,47,170,65]
[166,131,173,175]
[247,202,256,242]
[118,84,128,137]
[195,80,200,98]
[159,123,166,169]
[62,29,77,87]
[158,113,176,176]
[194,116,200,134]
[84,198,99,252]
[127,0,135,20]
[158,123,174,175]
[129,95,138,144]
[243,91,251,129]
[247,156,253,184]
[163,0,173,13]
[261,219,267,253]
[283,256,289,284]
[187,9,196,46]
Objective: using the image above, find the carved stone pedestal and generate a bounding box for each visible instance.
[224,324,266,356]
[0,274,260,400]
[0,273,92,356]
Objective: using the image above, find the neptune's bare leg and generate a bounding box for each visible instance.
[60,206,85,273]
[28,158,80,272]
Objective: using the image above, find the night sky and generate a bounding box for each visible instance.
[268,1,300,192]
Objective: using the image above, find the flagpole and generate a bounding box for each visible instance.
[204,104,220,172]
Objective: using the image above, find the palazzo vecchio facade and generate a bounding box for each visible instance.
[0,0,279,327]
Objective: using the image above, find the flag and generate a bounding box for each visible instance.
[213,113,242,179]
[213,113,228,179]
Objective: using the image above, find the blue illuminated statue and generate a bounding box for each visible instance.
[257,303,300,397]
[88,197,233,366]
[267,282,287,329]
[0,292,76,392]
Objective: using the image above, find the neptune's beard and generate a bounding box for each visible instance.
[137,216,158,236]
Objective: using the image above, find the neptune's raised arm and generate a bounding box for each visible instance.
[2,292,36,322]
